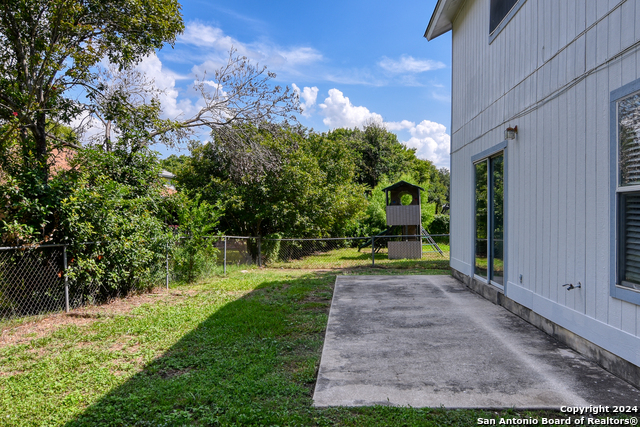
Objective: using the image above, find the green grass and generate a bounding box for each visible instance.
[267,246,451,270]
[0,263,629,426]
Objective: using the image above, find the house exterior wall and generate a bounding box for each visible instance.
[449,0,640,368]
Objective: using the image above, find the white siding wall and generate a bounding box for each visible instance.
[449,0,640,363]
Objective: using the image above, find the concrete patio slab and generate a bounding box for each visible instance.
[313,275,640,408]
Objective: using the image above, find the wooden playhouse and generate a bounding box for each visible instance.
[383,181,424,259]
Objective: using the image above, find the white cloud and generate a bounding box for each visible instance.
[431,91,451,103]
[403,120,450,167]
[378,55,446,74]
[133,55,190,119]
[292,84,319,117]
[276,47,323,66]
[385,120,415,131]
[180,23,236,51]
[179,22,322,79]
[317,88,450,167]
[319,89,383,129]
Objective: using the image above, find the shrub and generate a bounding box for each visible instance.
[261,233,282,264]
[171,194,221,283]
[428,214,450,243]
[59,148,173,300]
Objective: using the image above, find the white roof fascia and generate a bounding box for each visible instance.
[424,0,466,41]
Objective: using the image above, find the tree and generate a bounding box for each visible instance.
[411,158,450,214]
[160,154,189,175]
[80,65,178,152]
[0,2,299,245]
[177,125,367,239]
[79,48,300,154]
[0,0,184,179]
[59,146,174,298]
[326,122,416,190]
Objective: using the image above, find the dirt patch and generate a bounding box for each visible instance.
[0,370,24,378]
[0,288,193,348]
[158,367,192,379]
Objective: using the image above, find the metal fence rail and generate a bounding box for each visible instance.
[0,242,166,321]
[258,234,450,269]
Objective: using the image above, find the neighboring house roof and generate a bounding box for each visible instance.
[424,0,466,41]
[160,169,176,195]
[159,170,175,179]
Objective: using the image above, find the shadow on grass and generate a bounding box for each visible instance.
[57,268,570,426]
[63,272,335,426]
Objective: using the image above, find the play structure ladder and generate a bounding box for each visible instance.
[421,226,444,256]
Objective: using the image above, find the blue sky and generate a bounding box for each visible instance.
[143,0,452,167]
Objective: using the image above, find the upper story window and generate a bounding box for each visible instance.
[611,78,640,305]
[490,0,520,34]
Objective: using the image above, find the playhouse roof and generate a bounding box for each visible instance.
[382,181,424,192]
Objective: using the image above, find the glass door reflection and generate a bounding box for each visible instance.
[490,154,504,286]
[474,152,504,286]
[475,161,488,278]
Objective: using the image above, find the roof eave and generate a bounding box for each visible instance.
[382,181,425,192]
[424,0,463,41]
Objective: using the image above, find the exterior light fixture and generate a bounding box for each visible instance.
[505,125,518,140]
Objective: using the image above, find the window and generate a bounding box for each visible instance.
[490,0,518,33]
[489,0,525,42]
[612,79,640,304]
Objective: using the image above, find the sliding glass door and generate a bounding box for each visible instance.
[474,153,504,287]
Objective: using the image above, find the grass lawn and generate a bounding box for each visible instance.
[0,262,619,426]
[266,245,451,270]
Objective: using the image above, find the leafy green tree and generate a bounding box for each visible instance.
[177,125,367,240]
[59,147,173,298]
[0,0,184,245]
[358,177,389,236]
[0,0,184,178]
[324,122,416,191]
[411,158,450,214]
[172,194,221,283]
[161,154,189,175]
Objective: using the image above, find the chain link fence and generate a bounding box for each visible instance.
[260,234,449,269]
[0,234,449,320]
[0,245,67,318]
[0,242,168,321]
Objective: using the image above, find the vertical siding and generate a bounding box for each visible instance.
[565,84,577,309]
[448,0,640,350]
[585,71,597,317]
[574,79,587,314]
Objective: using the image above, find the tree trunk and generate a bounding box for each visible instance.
[105,121,112,151]
[34,111,49,182]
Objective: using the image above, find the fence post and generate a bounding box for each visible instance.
[371,236,375,267]
[165,242,169,290]
[257,236,262,267]
[63,245,69,313]
[223,236,227,275]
